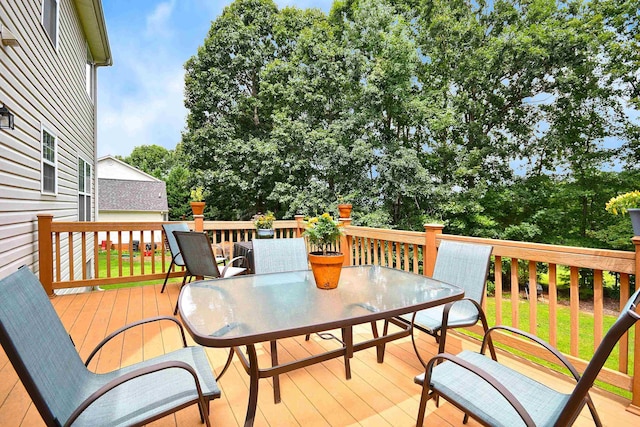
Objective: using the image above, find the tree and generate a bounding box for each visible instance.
[118,144,174,179]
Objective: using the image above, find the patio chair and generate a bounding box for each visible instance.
[388,240,494,365]
[415,285,640,427]
[252,237,309,274]
[252,238,310,403]
[252,237,352,403]
[172,230,247,315]
[525,282,545,301]
[0,266,220,427]
[160,222,190,293]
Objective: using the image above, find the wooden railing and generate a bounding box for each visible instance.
[36,213,640,411]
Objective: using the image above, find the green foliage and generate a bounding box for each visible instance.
[303,213,344,254]
[118,144,174,179]
[190,187,205,202]
[605,190,640,215]
[253,211,276,229]
[175,0,639,265]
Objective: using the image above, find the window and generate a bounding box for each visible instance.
[42,0,58,47]
[41,128,57,194]
[78,158,92,221]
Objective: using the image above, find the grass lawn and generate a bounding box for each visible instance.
[96,251,183,289]
[473,296,634,397]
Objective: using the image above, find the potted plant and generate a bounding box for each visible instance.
[605,190,640,236]
[189,187,206,216]
[303,213,345,289]
[253,211,276,238]
[336,195,353,219]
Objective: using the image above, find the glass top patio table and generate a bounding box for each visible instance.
[179,265,463,348]
[178,265,463,427]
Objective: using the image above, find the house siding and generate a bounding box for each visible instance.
[0,1,109,280]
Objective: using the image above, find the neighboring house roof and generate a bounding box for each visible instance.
[99,179,168,212]
[97,155,160,182]
[74,0,112,66]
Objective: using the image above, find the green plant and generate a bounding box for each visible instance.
[605,190,640,215]
[190,186,205,202]
[303,212,343,254]
[253,211,275,229]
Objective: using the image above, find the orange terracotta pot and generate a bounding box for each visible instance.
[190,201,205,216]
[308,251,344,289]
[337,203,352,219]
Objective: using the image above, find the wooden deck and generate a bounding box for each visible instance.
[1,282,637,426]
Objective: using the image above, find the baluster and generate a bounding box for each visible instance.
[510,258,519,329]
[529,260,537,335]
[548,263,557,347]
[593,269,604,349]
[494,256,502,324]
[570,266,579,356]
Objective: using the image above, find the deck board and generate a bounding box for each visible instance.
[1,282,638,426]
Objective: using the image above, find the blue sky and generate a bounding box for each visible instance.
[97,0,334,157]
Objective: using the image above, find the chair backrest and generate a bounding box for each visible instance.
[252,238,309,274]
[173,230,222,278]
[433,240,493,304]
[162,223,190,266]
[559,286,640,425]
[0,266,90,425]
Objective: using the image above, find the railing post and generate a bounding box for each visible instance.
[295,214,304,237]
[424,223,444,276]
[37,214,54,297]
[630,237,640,414]
[339,217,352,266]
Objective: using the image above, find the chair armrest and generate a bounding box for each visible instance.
[221,255,248,276]
[441,298,497,360]
[64,360,207,427]
[425,353,536,427]
[482,325,582,382]
[85,316,187,367]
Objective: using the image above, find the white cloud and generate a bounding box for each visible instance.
[97,0,334,158]
[145,0,176,37]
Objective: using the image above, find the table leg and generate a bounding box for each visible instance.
[376,320,390,363]
[270,340,281,403]
[341,327,352,380]
[244,344,260,427]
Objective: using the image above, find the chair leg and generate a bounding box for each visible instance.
[160,260,175,293]
[270,340,281,403]
[416,381,433,427]
[305,333,310,341]
[173,273,189,316]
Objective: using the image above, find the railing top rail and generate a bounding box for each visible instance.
[202,220,299,230]
[439,234,635,274]
[344,225,425,245]
[49,221,170,232]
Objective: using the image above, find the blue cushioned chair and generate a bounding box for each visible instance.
[251,237,309,274]
[0,266,220,426]
[160,222,190,293]
[415,286,640,427]
[390,240,494,365]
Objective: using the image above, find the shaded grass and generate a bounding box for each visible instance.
[465,296,635,398]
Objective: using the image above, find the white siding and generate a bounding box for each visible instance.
[97,157,161,182]
[0,0,100,280]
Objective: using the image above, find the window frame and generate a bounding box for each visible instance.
[78,157,92,221]
[42,0,59,49]
[41,126,58,195]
